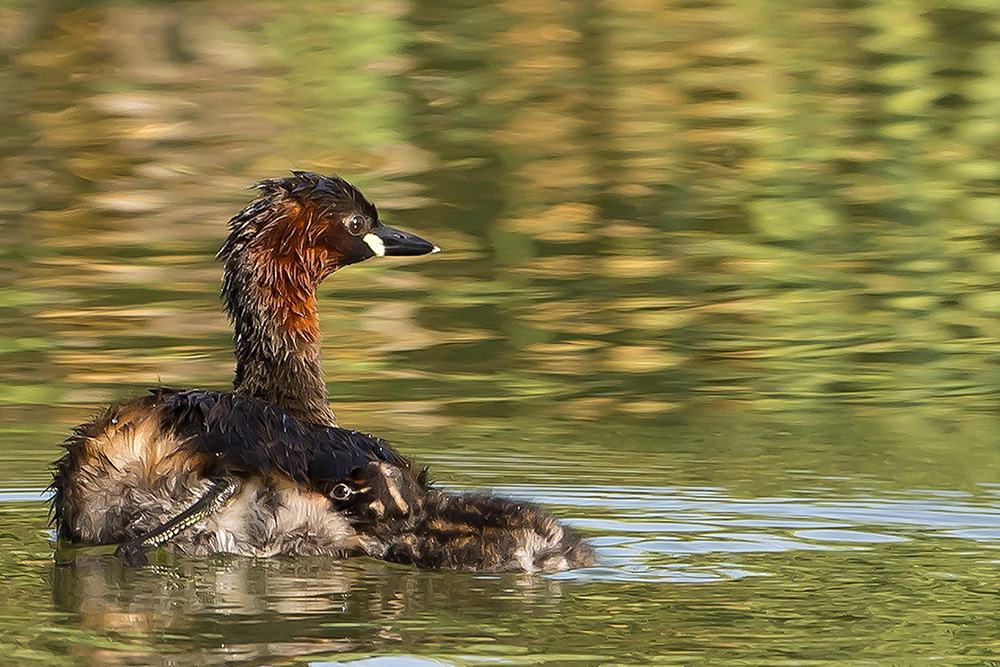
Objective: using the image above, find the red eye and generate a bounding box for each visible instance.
[346,215,365,236]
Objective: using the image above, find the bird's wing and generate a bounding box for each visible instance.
[153,388,411,485]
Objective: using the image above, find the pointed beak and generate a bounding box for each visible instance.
[363,224,440,258]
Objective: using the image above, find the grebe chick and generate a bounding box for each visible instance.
[51,173,437,557]
[334,462,598,573]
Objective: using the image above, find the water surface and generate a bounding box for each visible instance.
[3,0,1000,664]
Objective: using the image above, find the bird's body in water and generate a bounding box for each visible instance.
[52,173,434,558]
[336,463,597,573]
[55,387,409,557]
[50,172,597,572]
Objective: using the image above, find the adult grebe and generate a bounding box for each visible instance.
[51,173,436,558]
[51,172,596,571]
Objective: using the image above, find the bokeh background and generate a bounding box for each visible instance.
[3,0,1000,665]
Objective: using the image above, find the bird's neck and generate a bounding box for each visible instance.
[222,251,337,426]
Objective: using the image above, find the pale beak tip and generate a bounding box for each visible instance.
[431,245,441,254]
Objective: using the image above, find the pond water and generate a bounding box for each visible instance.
[4,0,1000,664]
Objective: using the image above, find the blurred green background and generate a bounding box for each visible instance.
[2,0,1000,664]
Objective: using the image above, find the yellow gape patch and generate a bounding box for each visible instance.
[363,233,386,257]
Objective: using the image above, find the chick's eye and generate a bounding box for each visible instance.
[345,215,366,236]
[331,483,353,501]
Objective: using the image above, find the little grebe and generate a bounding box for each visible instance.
[51,172,597,572]
[52,173,436,558]
[334,462,597,573]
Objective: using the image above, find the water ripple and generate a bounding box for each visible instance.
[490,484,1000,583]
[7,484,1000,585]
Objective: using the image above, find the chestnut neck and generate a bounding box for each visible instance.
[222,246,337,426]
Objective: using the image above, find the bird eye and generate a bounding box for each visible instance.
[331,483,353,500]
[345,215,366,236]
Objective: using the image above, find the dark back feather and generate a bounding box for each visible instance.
[154,388,410,487]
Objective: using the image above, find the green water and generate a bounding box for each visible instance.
[3,0,1000,664]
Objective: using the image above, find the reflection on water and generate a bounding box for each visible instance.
[3,0,1000,664]
[5,479,1000,664]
